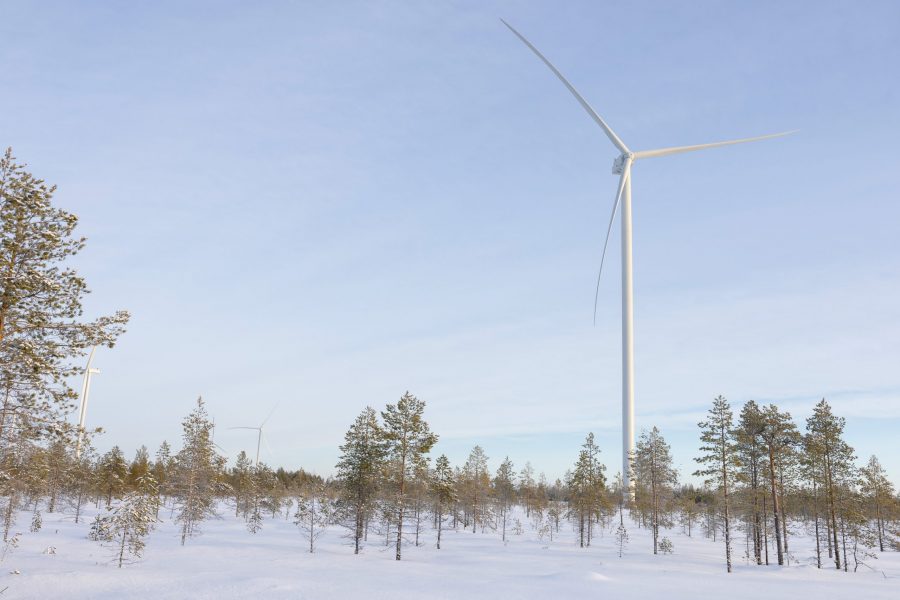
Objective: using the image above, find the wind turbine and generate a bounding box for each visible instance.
[75,346,101,459]
[229,403,278,468]
[501,20,794,495]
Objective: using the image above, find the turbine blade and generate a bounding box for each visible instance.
[594,161,631,325]
[634,130,796,160]
[227,426,259,430]
[260,401,279,428]
[501,19,629,154]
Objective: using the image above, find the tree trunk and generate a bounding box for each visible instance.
[722,447,732,573]
[118,530,127,568]
[767,447,784,565]
[813,481,821,568]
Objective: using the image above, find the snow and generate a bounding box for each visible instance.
[5,506,898,599]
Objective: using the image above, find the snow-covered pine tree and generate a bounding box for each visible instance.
[70,444,97,524]
[91,474,159,568]
[694,395,739,572]
[231,450,255,518]
[381,392,437,561]
[97,446,128,507]
[294,483,335,553]
[128,446,151,488]
[257,463,284,519]
[43,437,70,513]
[615,522,629,557]
[172,397,226,545]
[0,148,128,538]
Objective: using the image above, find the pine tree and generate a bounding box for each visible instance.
[172,397,226,545]
[335,406,385,554]
[461,445,491,533]
[294,483,335,553]
[152,441,173,518]
[70,444,96,524]
[97,446,128,507]
[380,392,437,561]
[0,148,128,535]
[860,455,894,552]
[633,427,677,554]
[90,474,159,568]
[43,437,70,513]
[232,450,255,518]
[694,395,738,572]
[806,399,856,570]
[568,433,606,547]
[735,400,766,565]
[432,454,456,550]
[494,457,516,542]
[128,446,151,488]
[759,404,798,566]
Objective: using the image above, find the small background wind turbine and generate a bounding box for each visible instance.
[501,19,794,496]
[229,403,278,468]
[75,346,100,459]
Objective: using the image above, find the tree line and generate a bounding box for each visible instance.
[0,149,897,570]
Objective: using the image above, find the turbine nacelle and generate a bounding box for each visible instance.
[612,153,633,175]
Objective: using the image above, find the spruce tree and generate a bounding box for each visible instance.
[380,392,437,561]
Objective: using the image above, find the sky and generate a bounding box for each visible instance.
[2,0,899,484]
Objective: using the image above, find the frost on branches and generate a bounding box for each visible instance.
[0,148,129,542]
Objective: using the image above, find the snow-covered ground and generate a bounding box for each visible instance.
[4,505,898,599]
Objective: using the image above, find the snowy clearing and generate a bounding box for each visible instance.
[4,505,898,599]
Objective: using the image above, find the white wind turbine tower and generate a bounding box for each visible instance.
[229,403,278,468]
[502,20,794,495]
[75,346,101,459]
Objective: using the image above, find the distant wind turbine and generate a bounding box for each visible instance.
[75,346,101,459]
[501,19,794,495]
[229,403,278,468]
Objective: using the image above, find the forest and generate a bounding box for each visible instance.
[0,147,897,591]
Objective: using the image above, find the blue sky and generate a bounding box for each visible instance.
[3,1,899,483]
